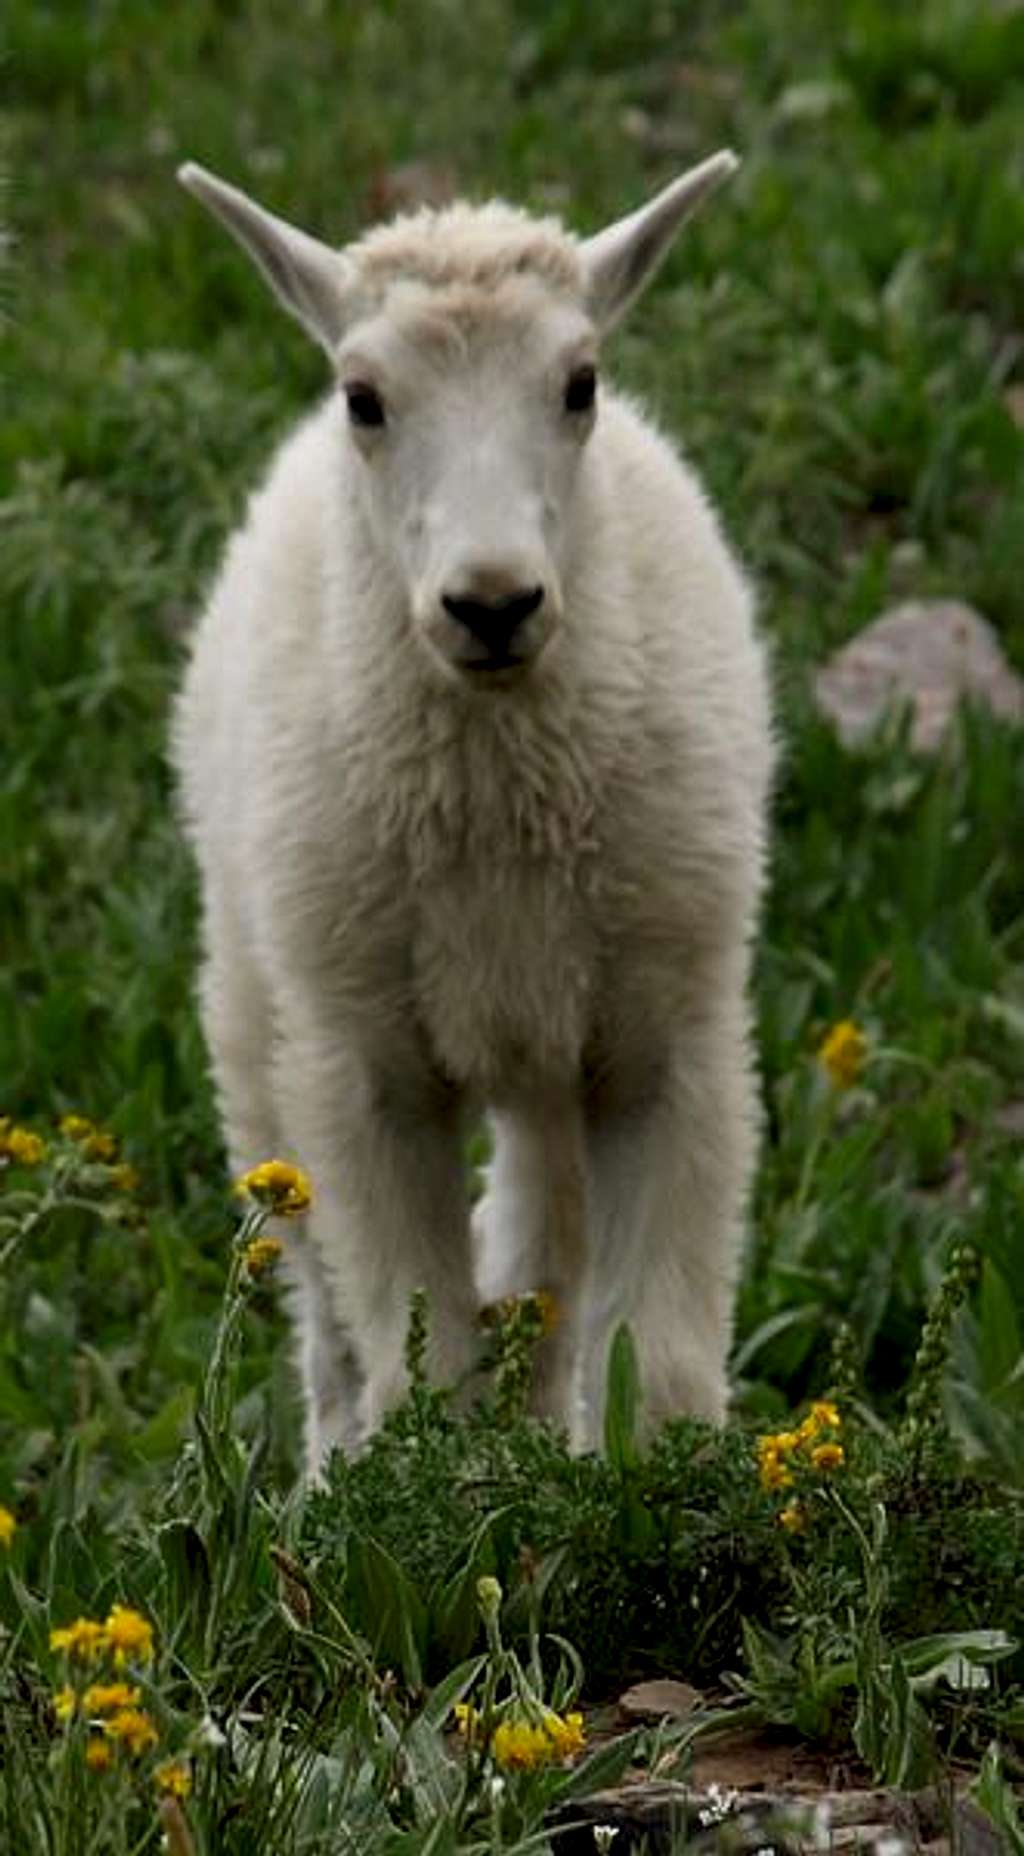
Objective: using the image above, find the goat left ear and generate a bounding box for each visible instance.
[581,150,739,333]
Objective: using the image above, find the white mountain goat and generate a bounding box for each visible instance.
[173,152,775,1474]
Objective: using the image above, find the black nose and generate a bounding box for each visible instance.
[441,585,544,653]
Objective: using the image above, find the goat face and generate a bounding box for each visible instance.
[335,285,597,687]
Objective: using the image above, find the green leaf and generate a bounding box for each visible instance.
[886,1648,936,1790]
[429,1511,506,1666]
[501,1544,570,1642]
[131,1384,195,1462]
[973,1743,1024,1856]
[157,1518,212,1643]
[346,1535,429,1692]
[541,1726,645,1805]
[903,1628,1016,1688]
[603,1322,641,1472]
[730,1303,823,1378]
[419,1654,488,1732]
[948,1381,1024,1485]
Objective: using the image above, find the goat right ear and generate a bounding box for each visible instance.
[178,163,351,353]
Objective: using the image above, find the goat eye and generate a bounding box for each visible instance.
[345,383,386,429]
[564,364,597,415]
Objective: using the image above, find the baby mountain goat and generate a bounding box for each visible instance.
[174,153,774,1474]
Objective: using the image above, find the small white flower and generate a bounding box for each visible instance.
[698,1782,739,1827]
[193,1713,226,1750]
[489,1776,506,1807]
[593,1828,620,1853]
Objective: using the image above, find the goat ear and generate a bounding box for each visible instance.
[581,150,739,333]
[178,162,351,352]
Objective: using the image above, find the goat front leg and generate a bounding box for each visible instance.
[473,1094,586,1433]
[275,1020,480,1472]
[577,1004,758,1451]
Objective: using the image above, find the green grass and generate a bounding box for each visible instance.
[2,0,1024,1847]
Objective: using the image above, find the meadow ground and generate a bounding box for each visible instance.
[2,2,1023,1849]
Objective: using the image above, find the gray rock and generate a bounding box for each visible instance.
[617,1678,701,1723]
[814,600,1024,751]
[547,1780,1001,1854]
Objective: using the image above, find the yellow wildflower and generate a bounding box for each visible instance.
[50,1617,107,1663]
[818,1020,867,1089]
[0,1125,47,1166]
[153,1759,192,1799]
[811,1441,845,1473]
[772,1430,801,1455]
[59,1114,94,1141]
[59,1115,118,1161]
[796,1402,841,1447]
[103,1706,159,1756]
[103,1603,154,1667]
[234,1159,312,1217]
[83,1682,141,1716]
[778,1503,807,1534]
[491,1719,549,1771]
[491,1709,585,1771]
[454,1701,481,1741]
[756,1433,798,1490]
[85,1736,114,1773]
[108,1163,140,1193]
[0,1505,16,1549]
[758,1452,794,1492]
[243,1234,283,1277]
[52,1686,77,1722]
[545,1710,586,1759]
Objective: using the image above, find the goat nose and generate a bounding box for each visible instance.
[441,585,544,650]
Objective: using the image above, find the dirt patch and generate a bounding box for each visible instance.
[547,1696,995,1853]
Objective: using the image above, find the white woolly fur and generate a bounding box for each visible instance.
[173,154,775,1473]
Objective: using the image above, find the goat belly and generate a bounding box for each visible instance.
[410,863,594,1094]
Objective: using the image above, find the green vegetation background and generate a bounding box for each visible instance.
[3,0,1023,1482]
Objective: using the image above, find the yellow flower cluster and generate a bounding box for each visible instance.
[757,1401,844,1505]
[57,1115,139,1189]
[817,1020,867,1089]
[56,1680,139,1719]
[49,1606,191,1784]
[493,1710,585,1770]
[59,1114,119,1162]
[0,1119,47,1167]
[0,1505,16,1549]
[50,1603,154,1667]
[1,1111,139,1176]
[49,1618,108,1663]
[153,1759,192,1799]
[104,1706,160,1756]
[454,1702,585,1770]
[80,1704,161,1771]
[234,1159,312,1217]
[53,1674,158,1765]
[243,1234,284,1277]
